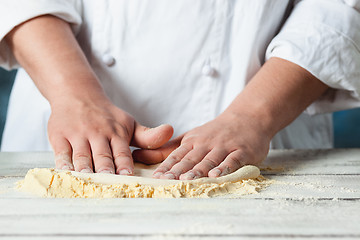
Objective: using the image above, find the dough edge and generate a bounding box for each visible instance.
[16,164,269,198]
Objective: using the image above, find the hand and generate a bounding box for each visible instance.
[49,96,173,174]
[133,57,329,180]
[4,15,174,174]
[133,112,271,180]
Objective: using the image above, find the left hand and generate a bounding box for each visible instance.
[133,111,271,180]
[133,57,329,180]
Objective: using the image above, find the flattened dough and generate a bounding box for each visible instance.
[17,163,265,198]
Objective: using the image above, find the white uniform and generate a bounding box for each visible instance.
[0,0,360,151]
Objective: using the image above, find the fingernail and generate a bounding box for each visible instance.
[209,168,222,177]
[99,170,114,174]
[162,173,176,179]
[153,172,162,178]
[80,168,93,173]
[181,172,195,180]
[118,169,131,175]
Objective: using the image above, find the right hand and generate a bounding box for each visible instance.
[48,95,173,175]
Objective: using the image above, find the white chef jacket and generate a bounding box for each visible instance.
[0,0,360,151]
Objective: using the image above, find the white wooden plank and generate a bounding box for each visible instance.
[2,237,359,240]
[1,150,360,239]
[0,198,359,236]
[0,152,53,176]
[1,174,359,200]
[262,149,360,175]
[244,175,360,199]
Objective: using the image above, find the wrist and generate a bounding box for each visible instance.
[219,57,328,141]
[46,74,110,107]
[219,98,280,141]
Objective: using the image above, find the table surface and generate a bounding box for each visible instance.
[0,149,359,240]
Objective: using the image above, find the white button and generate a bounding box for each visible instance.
[102,54,115,66]
[202,65,215,77]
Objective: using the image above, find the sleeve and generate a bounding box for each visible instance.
[0,0,83,70]
[266,0,360,115]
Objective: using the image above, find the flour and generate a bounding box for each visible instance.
[16,164,269,198]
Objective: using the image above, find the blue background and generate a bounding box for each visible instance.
[0,67,16,147]
[1,67,360,148]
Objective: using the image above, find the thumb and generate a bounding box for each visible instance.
[131,123,174,149]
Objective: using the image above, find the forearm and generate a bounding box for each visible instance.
[222,57,328,138]
[5,15,107,105]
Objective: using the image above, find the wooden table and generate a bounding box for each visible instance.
[0,149,359,239]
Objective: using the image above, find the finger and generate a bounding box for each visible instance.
[164,147,210,179]
[132,138,180,165]
[208,150,248,178]
[153,143,192,179]
[90,137,115,174]
[179,148,227,180]
[52,137,74,171]
[71,138,94,173]
[111,137,134,175]
[131,123,174,149]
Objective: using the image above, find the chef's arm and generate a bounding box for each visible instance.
[6,15,104,104]
[223,57,328,140]
[135,57,328,180]
[5,15,173,174]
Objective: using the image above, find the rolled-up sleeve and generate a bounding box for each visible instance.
[266,0,360,114]
[0,0,83,70]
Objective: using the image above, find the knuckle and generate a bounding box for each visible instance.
[193,169,205,177]
[88,126,110,137]
[202,158,219,169]
[181,134,199,145]
[167,154,183,165]
[180,157,197,165]
[87,123,125,139]
[113,150,131,160]
[93,152,113,161]
[73,152,91,160]
[227,154,246,169]
[114,125,132,139]
[176,144,193,153]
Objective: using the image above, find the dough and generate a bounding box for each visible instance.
[17,163,266,198]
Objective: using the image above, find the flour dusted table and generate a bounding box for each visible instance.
[0,149,359,239]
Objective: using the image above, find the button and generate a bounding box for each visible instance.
[202,65,215,77]
[102,54,115,66]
